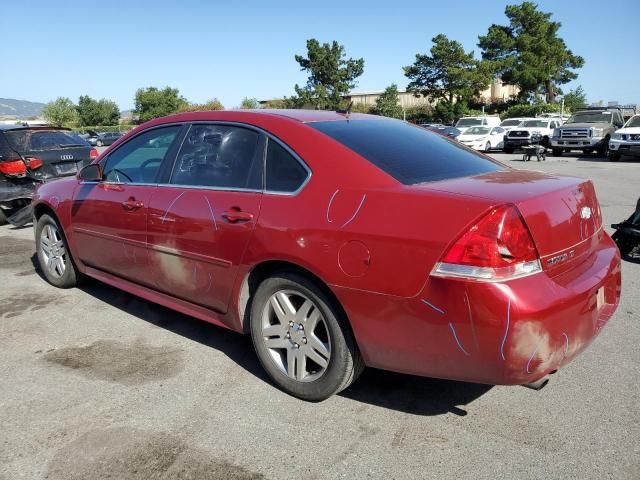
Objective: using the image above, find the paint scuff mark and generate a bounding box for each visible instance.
[499,298,511,361]
[161,192,185,224]
[421,299,444,315]
[448,322,470,356]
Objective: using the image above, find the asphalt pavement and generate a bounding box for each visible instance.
[0,151,638,479]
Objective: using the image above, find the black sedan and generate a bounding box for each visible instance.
[87,131,124,146]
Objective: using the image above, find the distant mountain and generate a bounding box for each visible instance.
[0,98,46,118]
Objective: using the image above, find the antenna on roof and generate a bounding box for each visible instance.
[336,101,353,118]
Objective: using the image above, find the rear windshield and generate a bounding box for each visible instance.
[4,129,88,153]
[310,119,502,185]
[456,118,483,127]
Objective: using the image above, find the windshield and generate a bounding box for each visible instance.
[521,120,548,128]
[625,116,640,128]
[456,118,483,127]
[4,129,88,152]
[310,119,502,185]
[465,127,490,135]
[568,111,613,124]
[500,119,522,127]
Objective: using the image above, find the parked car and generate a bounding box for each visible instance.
[503,118,563,153]
[611,196,640,257]
[608,114,640,161]
[499,117,535,134]
[550,107,625,157]
[32,110,621,401]
[454,115,501,134]
[457,126,506,152]
[423,125,461,140]
[0,125,98,225]
[88,131,124,147]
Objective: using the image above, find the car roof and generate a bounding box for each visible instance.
[158,109,377,125]
[0,124,69,132]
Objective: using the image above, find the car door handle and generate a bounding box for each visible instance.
[221,209,254,223]
[121,198,144,210]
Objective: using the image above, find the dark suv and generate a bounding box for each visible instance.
[0,125,97,225]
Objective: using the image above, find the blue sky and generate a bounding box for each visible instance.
[2,0,638,110]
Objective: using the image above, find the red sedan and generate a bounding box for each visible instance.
[32,110,621,401]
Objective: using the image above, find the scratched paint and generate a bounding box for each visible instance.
[326,189,367,228]
[499,298,511,361]
[448,322,470,356]
[341,194,366,228]
[160,192,185,224]
[421,299,444,315]
[326,189,339,223]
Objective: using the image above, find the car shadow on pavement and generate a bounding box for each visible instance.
[339,368,492,416]
[30,254,492,415]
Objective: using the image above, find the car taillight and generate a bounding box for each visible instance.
[90,148,99,160]
[26,157,43,170]
[432,204,542,281]
[0,159,27,177]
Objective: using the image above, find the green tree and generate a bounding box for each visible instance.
[42,97,78,127]
[372,84,403,119]
[404,34,491,109]
[133,86,188,122]
[292,39,364,110]
[178,98,224,112]
[76,95,120,126]
[239,97,259,109]
[261,98,289,109]
[562,85,587,113]
[478,1,584,103]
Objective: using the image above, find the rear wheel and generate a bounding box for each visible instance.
[0,209,6,226]
[36,214,80,288]
[484,142,491,153]
[250,272,363,401]
[552,148,563,157]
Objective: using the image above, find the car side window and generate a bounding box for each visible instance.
[265,139,309,193]
[170,124,262,190]
[102,126,180,184]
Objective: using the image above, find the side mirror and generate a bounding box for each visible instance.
[78,164,103,182]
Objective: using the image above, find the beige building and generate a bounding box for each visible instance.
[344,79,518,109]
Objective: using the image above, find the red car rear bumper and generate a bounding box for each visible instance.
[334,234,621,385]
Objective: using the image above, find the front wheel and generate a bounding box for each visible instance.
[96,140,103,147]
[597,137,610,157]
[250,272,363,401]
[36,214,80,288]
[552,148,563,157]
[484,142,491,153]
[608,151,621,162]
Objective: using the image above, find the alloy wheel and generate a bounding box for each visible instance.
[40,223,67,278]
[261,290,332,382]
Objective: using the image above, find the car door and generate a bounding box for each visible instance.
[71,125,183,284]
[146,123,264,312]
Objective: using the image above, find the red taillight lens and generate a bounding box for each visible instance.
[0,159,27,177]
[433,205,541,281]
[90,148,99,161]
[27,157,43,170]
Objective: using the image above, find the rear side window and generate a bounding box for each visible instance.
[170,124,262,190]
[266,140,309,193]
[310,119,502,185]
[4,129,87,153]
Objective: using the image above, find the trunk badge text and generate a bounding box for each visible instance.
[547,249,576,266]
[60,154,74,160]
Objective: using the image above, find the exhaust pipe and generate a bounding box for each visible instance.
[523,375,550,391]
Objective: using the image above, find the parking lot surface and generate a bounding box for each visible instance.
[1,152,638,480]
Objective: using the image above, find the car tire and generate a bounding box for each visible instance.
[597,137,610,157]
[97,140,103,147]
[608,151,622,162]
[504,148,514,154]
[0,209,6,226]
[250,272,364,401]
[35,214,81,289]
[552,148,563,157]
[484,142,491,153]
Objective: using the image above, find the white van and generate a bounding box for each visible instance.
[455,116,501,134]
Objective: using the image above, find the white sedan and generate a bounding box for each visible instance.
[457,126,506,152]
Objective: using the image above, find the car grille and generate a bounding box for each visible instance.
[629,134,640,141]
[560,129,590,139]
[508,130,530,138]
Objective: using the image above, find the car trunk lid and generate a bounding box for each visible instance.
[415,169,603,275]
